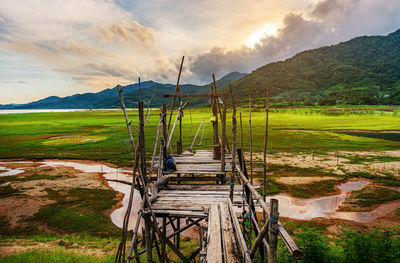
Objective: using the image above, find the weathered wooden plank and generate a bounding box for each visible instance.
[220,203,240,263]
[158,190,241,196]
[206,204,223,263]
[162,170,226,175]
[163,185,242,191]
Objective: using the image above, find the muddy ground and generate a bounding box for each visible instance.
[0,150,399,257]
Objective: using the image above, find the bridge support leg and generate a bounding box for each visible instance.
[268,199,279,263]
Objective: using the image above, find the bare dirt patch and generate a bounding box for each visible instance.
[0,196,55,227]
[249,150,400,178]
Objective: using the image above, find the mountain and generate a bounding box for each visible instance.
[2,81,160,109]
[0,72,246,109]
[230,30,400,105]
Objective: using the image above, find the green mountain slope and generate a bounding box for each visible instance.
[230,30,400,105]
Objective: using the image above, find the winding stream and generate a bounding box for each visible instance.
[1,160,399,226]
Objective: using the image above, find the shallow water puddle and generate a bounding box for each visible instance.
[1,160,399,225]
[0,165,25,177]
[267,180,399,223]
[0,160,140,230]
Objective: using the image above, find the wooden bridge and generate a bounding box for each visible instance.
[112,57,301,263]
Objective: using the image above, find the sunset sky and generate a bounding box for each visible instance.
[1,0,400,104]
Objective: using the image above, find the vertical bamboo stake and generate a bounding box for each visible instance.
[138,77,141,102]
[263,88,270,224]
[268,199,279,263]
[168,56,184,130]
[229,84,237,201]
[248,86,253,184]
[240,112,244,148]
[211,85,220,160]
[221,96,227,184]
[118,85,135,150]
[212,73,231,152]
[138,101,146,184]
[337,120,341,166]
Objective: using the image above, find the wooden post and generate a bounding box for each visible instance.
[177,102,183,154]
[263,88,270,224]
[168,56,184,130]
[268,199,279,263]
[221,96,227,184]
[144,215,153,262]
[138,77,141,102]
[248,86,253,184]
[239,112,244,148]
[229,85,237,201]
[211,85,220,160]
[138,101,146,184]
[161,104,167,158]
[212,73,231,152]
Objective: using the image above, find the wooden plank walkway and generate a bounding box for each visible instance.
[151,150,233,175]
[152,184,244,262]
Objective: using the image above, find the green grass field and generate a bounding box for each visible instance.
[0,108,399,166]
[1,107,399,262]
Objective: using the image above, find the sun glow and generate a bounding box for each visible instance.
[245,23,280,47]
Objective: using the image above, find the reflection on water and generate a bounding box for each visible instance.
[0,165,25,177]
[267,180,400,223]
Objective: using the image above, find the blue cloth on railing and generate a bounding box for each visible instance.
[164,155,176,171]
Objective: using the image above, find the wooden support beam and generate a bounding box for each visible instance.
[228,200,251,263]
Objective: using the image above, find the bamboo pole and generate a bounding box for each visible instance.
[239,112,244,148]
[188,118,205,152]
[138,77,141,102]
[248,86,253,184]
[212,73,231,152]
[210,84,220,160]
[138,101,147,184]
[150,113,163,170]
[118,85,135,150]
[229,84,237,201]
[263,88,270,224]
[221,96,227,184]
[144,91,156,128]
[168,56,184,130]
[166,101,188,150]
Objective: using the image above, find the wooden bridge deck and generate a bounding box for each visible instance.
[151,149,233,175]
[149,150,249,262]
[151,184,246,262]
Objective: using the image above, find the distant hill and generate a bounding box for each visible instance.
[0,72,246,109]
[230,30,400,105]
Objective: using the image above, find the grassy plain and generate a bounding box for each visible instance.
[1,107,399,262]
[0,107,399,167]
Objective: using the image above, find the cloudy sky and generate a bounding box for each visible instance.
[0,0,400,104]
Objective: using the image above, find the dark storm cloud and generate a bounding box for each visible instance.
[188,0,400,83]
